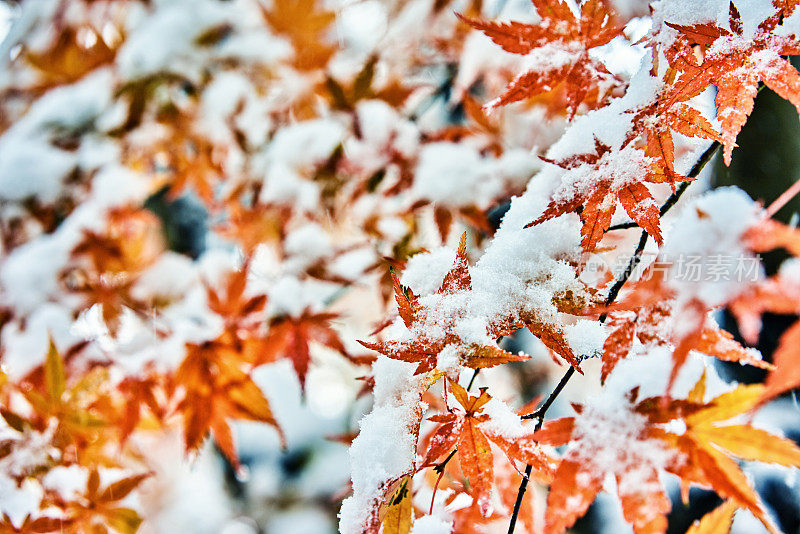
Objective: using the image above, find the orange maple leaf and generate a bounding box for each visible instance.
[64,469,150,534]
[666,2,800,164]
[460,0,623,116]
[260,0,336,71]
[534,406,671,534]
[685,500,739,534]
[421,381,554,518]
[177,339,283,468]
[259,310,348,391]
[525,140,663,251]
[643,376,800,533]
[359,235,529,374]
[206,261,267,333]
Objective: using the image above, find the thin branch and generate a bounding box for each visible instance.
[506,232,649,534]
[521,367,576,422]
[506,234,649,534]
[766,176,800,218]
[429,448,458,514]
[467,368,480,391]
[598,229,649,323]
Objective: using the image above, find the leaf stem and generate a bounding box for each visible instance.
[430,448,458,514]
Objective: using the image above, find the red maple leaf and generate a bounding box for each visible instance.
[666,2,800,164]
[259,310,348,391]
[460,0,623,116]
[525,140,663,251]
[421,380,555,517]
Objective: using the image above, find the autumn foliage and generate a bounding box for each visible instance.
[2,0,800,533]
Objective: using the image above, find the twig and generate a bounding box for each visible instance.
[430,448,458,514]
[520,367,576,422]
[766,176,800,218]
[506,231,649,534]
[505,234,649,534]
[467,368,480,391]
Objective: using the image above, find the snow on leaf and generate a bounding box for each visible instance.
[460,0,623,116]
[360,235,529,375]
[421,381,554,519]
[526,142,662,251]
[666,2,800,164]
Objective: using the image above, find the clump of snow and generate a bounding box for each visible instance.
[327,247,376,281]
[411,514,453,534]
[266,119,345,171]
[480,398,527,439]
[661,187,763,307]
[337,0,388,53]
[603,343,731,401]
[339,356,430,534]
[131,252,197,304]
[283,223,333,271]
[401,247,457,295]
[0,476,43,528]
[42,465,89,501]
[564,320,608,360]
[411,142,497,207]
[2,304,78,380]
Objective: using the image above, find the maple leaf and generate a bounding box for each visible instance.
[637,376,800,533]
[116,373,167,442]
[533,406,671,534]
[421,381,555,517]
[206,261,267,333]
[743,217,800,256]
[325,56,415,111]
[460,0,623,116]
[65,208,164,332]
[63,469,150,534]
[686,500,739,534]
[760,319,800,403]
[26,25,118,90]
[525,141,663,251]
[260,0,336,71]
[359,235,529,375]
[629,101,723,189]
[0,516,71,534]
[600,313,636,383]
[257,310,347,392]
[666,2,800,164]
[21,341,115,463]
[729,266,800,344]
[177,338,283,468]
[535,374,800,534]
[604,267,770,394]
[217,201,291,254]
[380,475,413,534]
